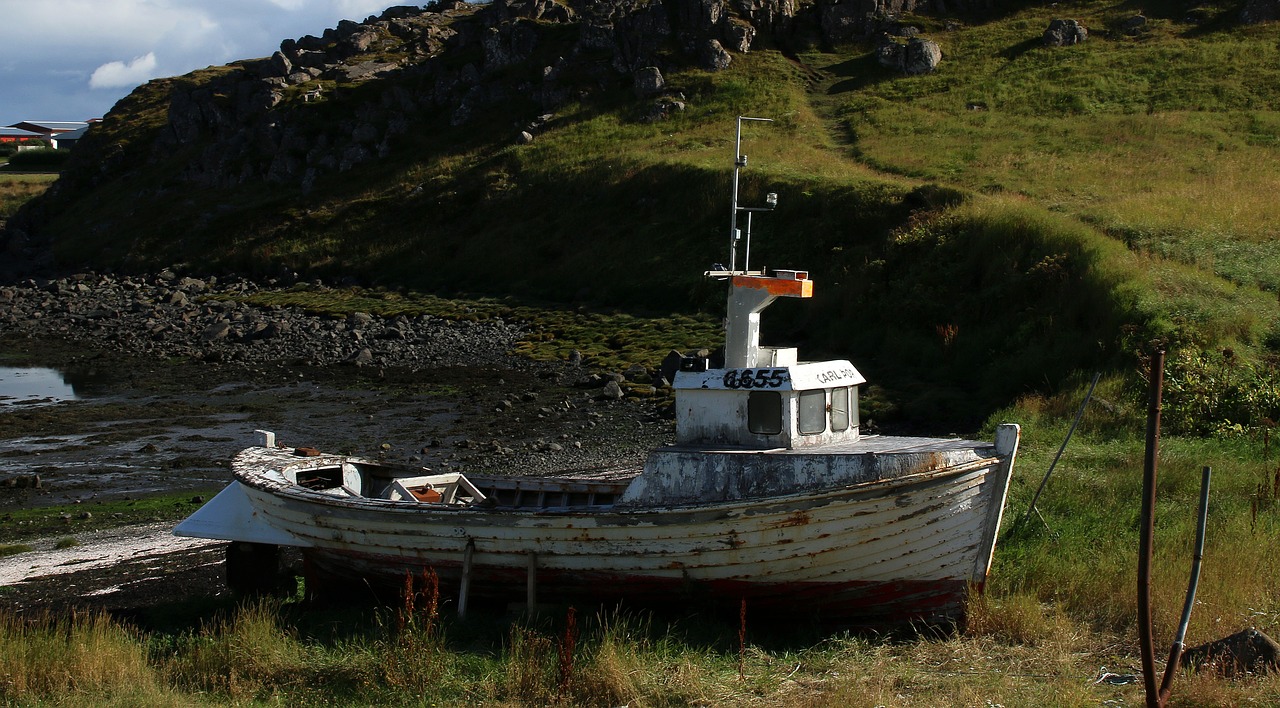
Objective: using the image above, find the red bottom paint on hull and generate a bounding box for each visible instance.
[303,548,978,627]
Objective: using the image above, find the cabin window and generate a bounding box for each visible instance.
[831,386,851,431]
[747,391,783,435]
[798,389,827,434]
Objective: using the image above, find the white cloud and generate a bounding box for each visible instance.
[89,53,160,90]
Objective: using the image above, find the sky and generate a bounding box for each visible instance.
[0,0,397,127]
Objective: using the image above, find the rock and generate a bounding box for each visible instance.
[268,51,292,77]
[346,347,375,366]
[1121,14,1147,35]
[0,474,41,489]
[700,39,733,71]
[177,277,207,293]
[341,61,400,82]
[1183,628,1280,677]
[724,19,755,53]
[599,380,625,400]
[878,37,942,74]
[634,66,665,96]
[660,349,685,387]
[201,320,231,341]
[1043,19,1087,46]
[624,363,650,382]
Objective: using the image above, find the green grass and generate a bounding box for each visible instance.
[0,543,34,558]
[813,0,1280,293]
[0,172,57,218]
[0,492,219,542]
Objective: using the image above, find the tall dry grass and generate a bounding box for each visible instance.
[0,609,177,704]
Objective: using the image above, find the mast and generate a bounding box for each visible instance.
[719,116,807,368]
[728,116,776,274]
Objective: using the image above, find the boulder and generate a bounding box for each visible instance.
[634,66,665,96]
[201,320,231,341]
[268,51,293,77]
[1183,628,1280,677]
[1044,18,1087,46]
[660,350,686,385]
[700,39,733,70]
[878,37,942,74]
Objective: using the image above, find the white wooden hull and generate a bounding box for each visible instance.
[178,431,1018,625]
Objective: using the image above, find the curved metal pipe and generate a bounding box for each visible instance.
[1158,466,1212,703]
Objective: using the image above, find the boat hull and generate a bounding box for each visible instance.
[304,547,975,625]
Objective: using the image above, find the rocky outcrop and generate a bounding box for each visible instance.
[137,0,809,191]
[3,0,989,262]
[1043,18,1087,46]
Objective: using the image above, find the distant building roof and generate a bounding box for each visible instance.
[0,126,43,139]
[54,126,90,140]
[8,121,92,135]
[51,125,91,148]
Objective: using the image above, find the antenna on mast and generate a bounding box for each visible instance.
[728,116,778,274]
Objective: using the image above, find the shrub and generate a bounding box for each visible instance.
[8,147,70,169]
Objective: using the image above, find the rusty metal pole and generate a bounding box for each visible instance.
[1138,350,1165,708]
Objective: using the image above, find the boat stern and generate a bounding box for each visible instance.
[173,481,309,546]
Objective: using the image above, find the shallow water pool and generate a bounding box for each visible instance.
[0,366,78,405]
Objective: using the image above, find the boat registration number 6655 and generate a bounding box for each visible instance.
[722,368,789,389]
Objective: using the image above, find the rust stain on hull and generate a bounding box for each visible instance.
[766,510,811,529]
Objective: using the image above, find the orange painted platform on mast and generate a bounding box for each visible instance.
[731,272,813,298]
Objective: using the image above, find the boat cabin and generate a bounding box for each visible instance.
[673,270,865,450]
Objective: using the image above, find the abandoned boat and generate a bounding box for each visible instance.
[175,118,1020,626]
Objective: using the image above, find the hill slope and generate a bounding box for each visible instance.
[6,0,1280,427]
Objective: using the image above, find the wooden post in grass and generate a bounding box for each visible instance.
[1138,350,1164,708]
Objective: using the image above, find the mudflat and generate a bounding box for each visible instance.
[0,272,672,613]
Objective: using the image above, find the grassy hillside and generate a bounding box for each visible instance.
[19,0,1280,429]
